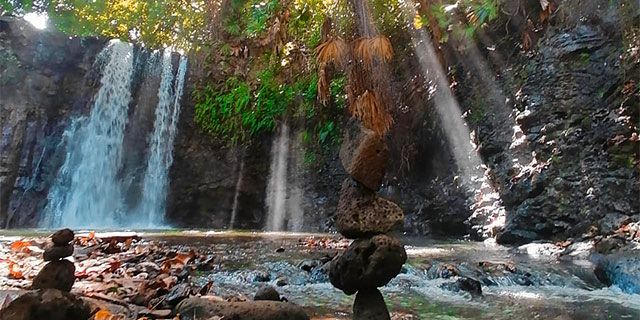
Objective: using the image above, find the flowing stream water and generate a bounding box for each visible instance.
[140,232,640,320]
[42,43,187,229]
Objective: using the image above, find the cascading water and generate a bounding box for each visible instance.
[43,42,187,229]
[135,52,188,227]
[264,122,304,231]
[265,123,290,231]
[229,159,245,229]
[43,41,134,228]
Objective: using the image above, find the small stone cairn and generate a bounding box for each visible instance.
[32,228,76,292]
[329,119,407,320]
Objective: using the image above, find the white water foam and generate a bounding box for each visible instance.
[136,52,188,227]
[43,41,135,228]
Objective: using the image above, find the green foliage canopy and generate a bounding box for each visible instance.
[1,0,502,147]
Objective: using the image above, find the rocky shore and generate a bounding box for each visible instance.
[0,228,638,319]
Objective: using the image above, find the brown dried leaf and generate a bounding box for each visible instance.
[10,240,31,252]
[317,66,330,105]
[8,261,24,280]
[354,36,393,70]
[349,90,393,135]
[316,38,348,67]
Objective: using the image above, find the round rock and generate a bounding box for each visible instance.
[254,286,280,301]
[32,260,76,292]
[335,178,404,239]
[43,244,74,261]
[51,229,75,246]
[329,234,407,295]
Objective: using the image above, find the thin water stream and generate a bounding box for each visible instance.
[137,53,188,227]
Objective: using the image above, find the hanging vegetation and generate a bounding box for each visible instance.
[316,38,349,67]
[353,35,393,70]
[351,90,393,134]
[2,0,508,143]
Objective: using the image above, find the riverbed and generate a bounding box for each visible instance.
[1,230,639,319]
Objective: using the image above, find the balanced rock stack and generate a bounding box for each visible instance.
[329,120,407,320]
[32,228,76,292]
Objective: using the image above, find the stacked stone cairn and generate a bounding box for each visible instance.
[32,228,76,292]
[329,120,407,320]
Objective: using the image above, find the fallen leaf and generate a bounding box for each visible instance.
[8,261,24,279]
[104,260,121,274]
[161,252,195,272]
[10,240,31,252]
[94,309,113,320]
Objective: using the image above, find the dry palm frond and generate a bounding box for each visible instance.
[370,35,393,61]
[317,65,330,105]
[354,36,393,69]
[349,90,393,135]
[316,38,348,67]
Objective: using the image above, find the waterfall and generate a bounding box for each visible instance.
[265,122,304,231]
[43,41,134,228]
[229,158,245,229]
[265,123,289,231]
[135,52,188,227]
[42,42,187,229]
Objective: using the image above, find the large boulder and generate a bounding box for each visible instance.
[339,119,388,191]
[353,289,390,320]
[593,253,640,294]
[0,289,90,320]
[336,178,404,238]
[329,234,407,295]
[32,260,75,292]
[175,297,309,320]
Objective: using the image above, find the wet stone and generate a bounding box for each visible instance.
[32,260,76,292]
[165,283,191,306]
[43,244,74,261]
[440,277,482,297]
[51,229,75,246]
[275,276,288,287]
[252,270,271,282]
[175,297,309,320]
[0,289,90,320]
[353,289,390,320]
[297,259,320,272]
[254,286,280,301]
[329,234,407,295]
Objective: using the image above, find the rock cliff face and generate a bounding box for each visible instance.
[463,2,640,244]
[1,0,637,245]
[0,17,343,231]
[0,18,106,227]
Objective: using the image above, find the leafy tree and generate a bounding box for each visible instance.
[1,0,506,145]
